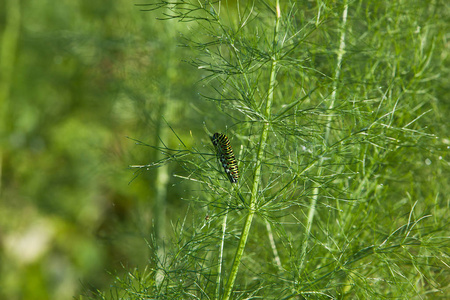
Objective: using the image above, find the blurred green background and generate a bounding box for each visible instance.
[1,0,449,299]
[0,0,207,299]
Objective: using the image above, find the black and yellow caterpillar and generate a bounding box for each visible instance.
[211,133,239,183]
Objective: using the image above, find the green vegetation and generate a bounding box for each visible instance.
[0,0,448,299]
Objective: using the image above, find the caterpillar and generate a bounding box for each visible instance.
[211,133,239,183]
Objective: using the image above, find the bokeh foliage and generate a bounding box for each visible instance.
[0,0,449,299]
[1,0,204,299]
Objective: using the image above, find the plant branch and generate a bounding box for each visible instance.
[298,0,349,276]
[222,1,281,299]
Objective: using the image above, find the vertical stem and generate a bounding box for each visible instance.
[222,1,281,299]
[265,219,282,270]
[298,1,348,275]
[154,106,170,286]
[222,204,254,300]
[154,16,178,286]
[215,202,229,299]
[0,0,21,196]
[326,1,348,142]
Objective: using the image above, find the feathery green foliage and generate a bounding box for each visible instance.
[92,0,449,299]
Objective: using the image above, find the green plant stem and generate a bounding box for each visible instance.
[222,207,254,300]
[265,219,282,270]
[154,106,170,287]
[154,16,178,287]
[0,0,20,196]
[298,1,348,275]
[216,202,229,299]
[222,2,281,299]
